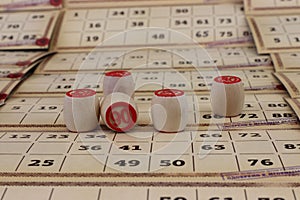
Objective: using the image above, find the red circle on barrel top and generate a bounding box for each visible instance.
[214,76,241,84]
[50,0,62,6]
[105,102,137,132]
[105,70,131,77]
[66,89,96,98]
[154,89,184,97]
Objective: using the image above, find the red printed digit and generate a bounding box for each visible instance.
[121,108,130,123]
[106,102,137,132]
[110,111,121,127]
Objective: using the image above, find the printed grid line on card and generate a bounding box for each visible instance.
[54,3,252,51]
[0,129,299,175]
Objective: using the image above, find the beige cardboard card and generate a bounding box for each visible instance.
[275,72,300,98]
[0,11,59,50]
[248,15,300,53]
[54,3,251,52]
[272,52,300,72]
[0,51,53,80]
[37,47,272,73]
[0,93,299,131]
[0,186,299,199]
[245,0,300,15]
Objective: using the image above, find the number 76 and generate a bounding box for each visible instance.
[248,159,273,166]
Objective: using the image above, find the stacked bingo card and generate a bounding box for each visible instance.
[275,72,300,98]
[285,97,300,120]
[0,127,300,180]
[0,80,20,106]
[272,52,300,72]
[0,0,300,198]
[0,186,300,199]
[0,0,62,11]
[64,0,243,8]
[248,14,300,53]
[36,46,272,73]
[54,3,252,52]
[244,0,300,15]
[0,52,51,105]
[0,51,52,78]
[0,93,298,131]
[14,69,282,96]
[0,11,59,50]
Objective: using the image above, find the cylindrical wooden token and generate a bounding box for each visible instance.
[103,70,135,97]
[100,92,138,132]
[151,89,188,133]
[210,75,245,117]
[64,89,100,132]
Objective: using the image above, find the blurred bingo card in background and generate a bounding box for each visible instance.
[15,69,281,95]
[0,52,51,105]
[248,14,300,53]
[0,11,59,50]
[36,46,272,73]
[53,3,252,51]
[0,0,62,11]
[245,0,300,15]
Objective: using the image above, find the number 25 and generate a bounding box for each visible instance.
[28,159,54,167]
